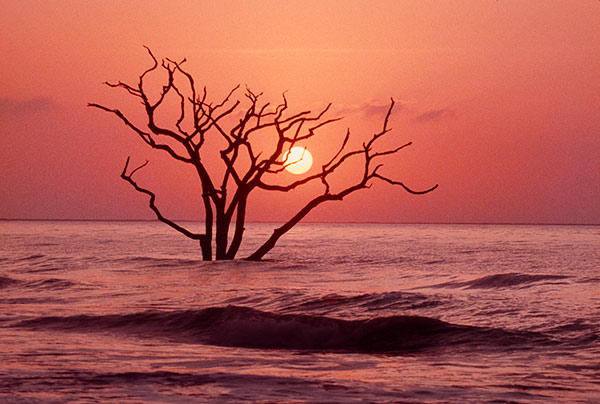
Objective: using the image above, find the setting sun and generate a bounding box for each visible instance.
[284,147,313,175]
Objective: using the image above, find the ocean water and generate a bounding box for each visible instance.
[0,221,598,403]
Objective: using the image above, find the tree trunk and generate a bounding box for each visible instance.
[215,206,230,260]
[226,196,247,259]
[201,191,213,261]
[199,236,212,261]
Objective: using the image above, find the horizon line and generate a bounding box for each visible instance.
[0,218,598,227]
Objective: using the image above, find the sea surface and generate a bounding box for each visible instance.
[0,221,598,403]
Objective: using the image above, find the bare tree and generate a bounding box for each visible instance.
[89,47,437,261]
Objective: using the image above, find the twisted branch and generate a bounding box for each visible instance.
[120,157,206,241]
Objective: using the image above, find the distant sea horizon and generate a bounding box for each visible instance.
[1,218,598,226]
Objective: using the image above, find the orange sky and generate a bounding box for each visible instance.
[1,1,599,224]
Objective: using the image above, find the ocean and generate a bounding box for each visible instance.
[0,221,598,403]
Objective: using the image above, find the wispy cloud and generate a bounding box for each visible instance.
[0,97,56,116]
[412,107,454,123]
[213,48,408,55]
[336,99,403,118]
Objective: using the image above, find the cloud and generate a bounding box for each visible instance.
[336,99,403,118]
[412,107,455,123]
[0,97,56,116]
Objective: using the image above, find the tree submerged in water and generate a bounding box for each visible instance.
[89,47,437,261]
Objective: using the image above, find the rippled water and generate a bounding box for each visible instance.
[0,221,598,403]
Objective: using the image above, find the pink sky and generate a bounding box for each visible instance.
[1,1,599,224]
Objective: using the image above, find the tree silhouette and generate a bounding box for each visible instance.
[89,47,437,261]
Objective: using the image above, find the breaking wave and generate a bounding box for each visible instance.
[17,305,552,354]
[428,273,570,289]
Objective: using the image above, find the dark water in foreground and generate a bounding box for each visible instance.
[0,221,598,403]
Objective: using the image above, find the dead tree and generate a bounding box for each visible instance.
[89,47,437,261]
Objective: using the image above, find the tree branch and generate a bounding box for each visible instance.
[370,174,439,194]
[88,103,193,164]
[120,157,206,241]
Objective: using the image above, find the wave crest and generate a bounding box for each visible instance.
[429,273,570,289]
[17,306,550,353]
